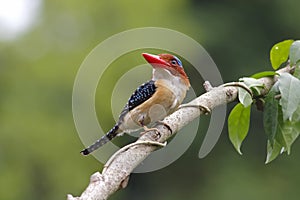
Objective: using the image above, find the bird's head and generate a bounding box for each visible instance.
[142,53,190,87]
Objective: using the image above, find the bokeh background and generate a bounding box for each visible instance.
[1,0,299,200]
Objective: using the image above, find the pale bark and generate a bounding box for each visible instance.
[67,66,293,200]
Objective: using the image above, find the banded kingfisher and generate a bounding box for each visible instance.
[81,53,190,155]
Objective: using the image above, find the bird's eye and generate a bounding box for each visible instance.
[171,59,177,65]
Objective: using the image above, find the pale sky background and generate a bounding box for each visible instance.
[0,0,42,40]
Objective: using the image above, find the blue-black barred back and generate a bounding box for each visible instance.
[127,80,157,111]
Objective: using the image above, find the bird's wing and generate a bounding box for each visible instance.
[118,80,157,122]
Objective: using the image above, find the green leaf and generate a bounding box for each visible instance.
[274,107,300,154]
[238,88,253,107]
[281,106,300,154]
[290,40,300,66]
[228,103,251,154]
[264,89,300,163]
[293,66,300,79]
[263,88,279,145]
[265,140,283,164]
[238,77,264,107]
[280,120,300,154]
[238,77,265,106]
[278,73,300,120]
[292,104,300,121]
[270,40,294,70]
[251,71,277,79]
[264,78,300,163]
[274,108,288,149]
[239,77,264,88]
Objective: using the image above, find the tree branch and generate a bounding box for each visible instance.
[67,66,294,200]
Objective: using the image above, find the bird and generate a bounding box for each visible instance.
[81,53,190,155]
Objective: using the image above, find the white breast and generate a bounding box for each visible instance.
[152,68,189,108]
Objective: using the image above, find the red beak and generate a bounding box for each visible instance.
[142,53,170,68]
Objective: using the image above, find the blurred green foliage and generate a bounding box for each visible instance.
[0,0,300,200]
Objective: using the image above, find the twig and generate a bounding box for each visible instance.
[102,140,167,174]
